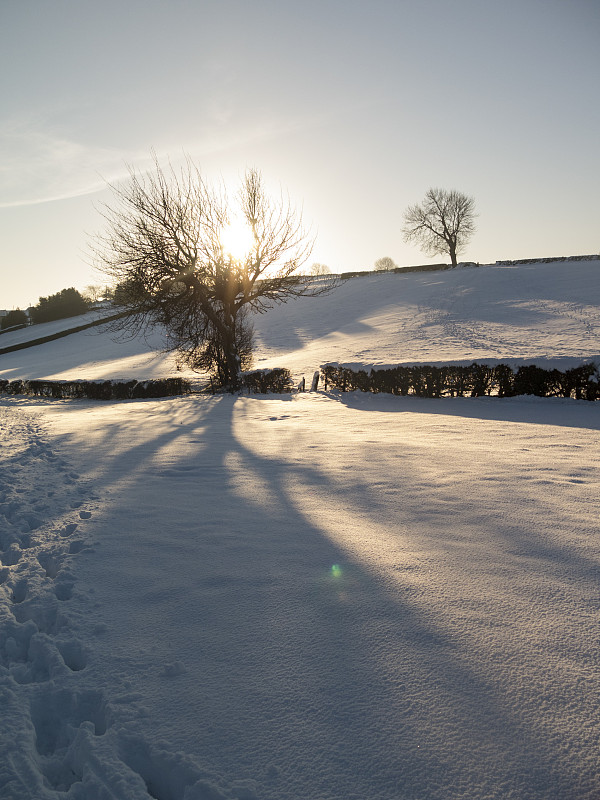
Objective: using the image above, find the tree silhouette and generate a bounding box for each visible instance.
[402,188,476,268]
[94,157,326,389]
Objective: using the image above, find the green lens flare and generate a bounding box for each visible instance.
[331,564,342,578]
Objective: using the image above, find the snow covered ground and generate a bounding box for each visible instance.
[1,260,599,383]
[1,260,600,799]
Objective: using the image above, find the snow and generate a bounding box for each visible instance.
[0,309,110,349]
[1,260,600,799]
[1,260,599,383]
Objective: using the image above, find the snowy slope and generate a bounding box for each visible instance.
[1,259,599,382]
[254,260,600,374]
[0,309,112,349]
[1,260,600,800]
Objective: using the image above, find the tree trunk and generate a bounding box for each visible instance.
[222,307,242,390]
[449,243,458,268]
[224,347,242,390]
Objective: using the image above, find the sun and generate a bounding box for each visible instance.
[220,217,254,262]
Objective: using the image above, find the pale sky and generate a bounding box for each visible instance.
[1,0,598,309]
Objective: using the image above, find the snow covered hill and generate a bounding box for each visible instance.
[1,259,599,383]
[1,259,600,800]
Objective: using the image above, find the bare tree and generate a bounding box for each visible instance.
[309,262,331,276]
[83,284,104,303]
[93,157,323,389]
[402,188,476,268]
[374,256,397,272]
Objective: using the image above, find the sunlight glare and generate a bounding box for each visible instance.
[221,217,254,262]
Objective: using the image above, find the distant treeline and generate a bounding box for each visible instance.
[29,288,89,325]
[0,288,95,333]
[321,362,600,401]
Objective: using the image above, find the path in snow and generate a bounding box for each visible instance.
[1,393,596,799]
[0,402,104,797]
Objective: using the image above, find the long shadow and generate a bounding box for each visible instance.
[330,389,600,599]
[252,273,401,357]
[0,323,171,382]
[31,393,598,799]
[335,390,600,430]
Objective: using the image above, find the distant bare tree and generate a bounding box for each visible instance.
[93,157,325,389]
[84,284,104,303]
[374,256,397,272]
[402,188,476,268]
[310,262,331,276]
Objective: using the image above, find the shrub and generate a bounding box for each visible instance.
[30,288,89,325]
[562,365,597,400]
[493,364,515,397]
[469,363,494,397]
[1,309,28,331]
[318,362,598,401]
[411,366,445,397]
[241,368,293,394]
[0,378,191,400]
[585,378,600,401]
[7,380,24,395]
[513,365,553,397]
[383,366,411,396]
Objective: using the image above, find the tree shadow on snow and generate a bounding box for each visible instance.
[334,391,600,431]
[40,394,596,800]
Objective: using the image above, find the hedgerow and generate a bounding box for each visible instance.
[320,362,599,400]
[240,368,293,394]
[0,378,191,400]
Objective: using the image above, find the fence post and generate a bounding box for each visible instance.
[310,371,320,392]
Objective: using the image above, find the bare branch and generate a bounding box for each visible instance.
[92,157,327,388]
[402,188,477,267]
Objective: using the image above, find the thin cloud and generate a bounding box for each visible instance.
[0,100,379,209]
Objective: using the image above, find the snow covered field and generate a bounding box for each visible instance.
[1,260,599,383]
[1,261,600,799]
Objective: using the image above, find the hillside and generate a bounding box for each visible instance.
[1,259,599,383]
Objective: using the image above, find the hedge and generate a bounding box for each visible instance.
[240,368,293,394]
[0,370,293,398]
[0,377,191,400]
[321,363,599,401]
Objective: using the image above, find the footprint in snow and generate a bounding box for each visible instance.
[79,510,92,520]
[37,550,63,579]
[10,579,28,604]
[55,581,74,601]
[56,639,87,671]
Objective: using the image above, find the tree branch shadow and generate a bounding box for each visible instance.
[26,393,598,799]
